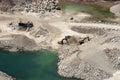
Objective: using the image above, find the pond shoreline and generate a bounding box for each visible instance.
[0,50,80,80]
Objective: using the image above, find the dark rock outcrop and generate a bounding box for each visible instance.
[58,36,90,45]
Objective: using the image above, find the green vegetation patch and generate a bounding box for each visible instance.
[60,2,115,19]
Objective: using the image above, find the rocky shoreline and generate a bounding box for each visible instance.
[0,71,15,80]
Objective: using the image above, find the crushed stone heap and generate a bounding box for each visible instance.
[24,0,59,16]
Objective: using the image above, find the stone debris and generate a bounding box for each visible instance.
[24,0,59,17]
[58,44,80,59]
[58,45,112,80]
[104,48,120,70]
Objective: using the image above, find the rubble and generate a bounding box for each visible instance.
[58,44,112,80]
[104,48,120,70]
[24,0,60,17]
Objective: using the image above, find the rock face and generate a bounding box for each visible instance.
[58,45,112,80]
[0,71,14,80]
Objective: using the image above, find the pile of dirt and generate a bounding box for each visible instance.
[0,34,37,52]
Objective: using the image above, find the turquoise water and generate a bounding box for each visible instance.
[0,50,79,80]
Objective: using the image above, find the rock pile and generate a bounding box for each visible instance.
[104,48,120,70]
[24,0,59,16]
[58,44,112,80]
[0,0,60,15]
